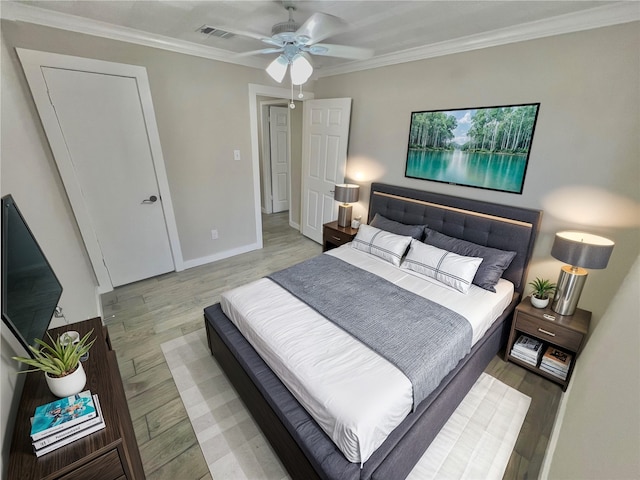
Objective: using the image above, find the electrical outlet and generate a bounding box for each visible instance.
[211,229,218,240]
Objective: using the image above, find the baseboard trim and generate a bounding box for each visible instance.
[539,372,573,478]
[182,243,261,270]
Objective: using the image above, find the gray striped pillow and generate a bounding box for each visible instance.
[351,224,412,266]
[401,239,482,293]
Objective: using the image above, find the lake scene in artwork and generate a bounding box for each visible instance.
[405,104,539,193]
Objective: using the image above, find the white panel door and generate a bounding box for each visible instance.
[17,49,182,292]
[269,106,290,213]
[301,98,352,243]
[40,68,174,287]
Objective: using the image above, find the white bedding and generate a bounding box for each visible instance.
[220,245,514,465]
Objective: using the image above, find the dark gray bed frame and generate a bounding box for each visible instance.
[204,183,542,480]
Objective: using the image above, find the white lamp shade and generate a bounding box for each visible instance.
[290,53,313,85]
[266,55,288,83]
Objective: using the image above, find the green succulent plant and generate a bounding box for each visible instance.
[13,330,95,378]
[528,277,556,300]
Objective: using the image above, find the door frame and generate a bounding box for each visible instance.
[248,84,314,242]
[17,48,183,293]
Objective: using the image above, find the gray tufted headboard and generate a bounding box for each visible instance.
[368,183,542,293]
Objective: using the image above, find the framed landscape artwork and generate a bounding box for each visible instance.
[405,103,540,194]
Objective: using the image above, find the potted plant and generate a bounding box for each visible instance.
[13,330,95,398]
[528,277,556,309]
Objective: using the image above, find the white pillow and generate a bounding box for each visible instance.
[351,224,412,266]
[401,239,483,293]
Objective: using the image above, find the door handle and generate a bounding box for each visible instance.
[142,195,158,204]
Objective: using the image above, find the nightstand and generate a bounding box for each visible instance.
[505,297,591,391]
[322,221,358,252]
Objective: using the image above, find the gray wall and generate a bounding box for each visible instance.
[314,22,640,330]
[547,254,639,479]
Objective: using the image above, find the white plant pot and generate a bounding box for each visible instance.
[530,295,550,309]
[45,362,87,398]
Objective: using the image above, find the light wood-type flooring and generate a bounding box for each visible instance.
[102,212,562,480]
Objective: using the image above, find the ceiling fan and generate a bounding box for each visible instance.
[217,3,374,85]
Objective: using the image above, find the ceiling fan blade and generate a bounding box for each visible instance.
[234,48,284,58]
[296,13,346,45]
[215,25,282,47]
[308,43,374,60]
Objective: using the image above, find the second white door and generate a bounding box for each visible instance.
[269,106,290,213]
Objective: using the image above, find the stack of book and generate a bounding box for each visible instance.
[540,346,572,380]
[510,335,544,366]
[30,390,105,457]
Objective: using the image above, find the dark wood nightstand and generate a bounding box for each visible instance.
[322,221,358,252]
[505,297,591,391]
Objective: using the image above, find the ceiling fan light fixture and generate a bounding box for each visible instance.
[290,53,313,85]
[266,55,288,83]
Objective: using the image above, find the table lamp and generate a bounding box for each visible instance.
[334,184,359,228]
[550,231,614,315]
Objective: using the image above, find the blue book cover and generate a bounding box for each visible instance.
[30,390,96,441]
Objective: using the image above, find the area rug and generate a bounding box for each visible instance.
[161,329,530,480]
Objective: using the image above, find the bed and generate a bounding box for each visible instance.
[204,182,541,480]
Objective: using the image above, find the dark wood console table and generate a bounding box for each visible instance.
[8,317,145,480]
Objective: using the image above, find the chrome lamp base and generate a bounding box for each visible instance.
[551,265,588,316]
[337,204,352,228]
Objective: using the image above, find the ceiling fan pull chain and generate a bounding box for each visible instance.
[298,84,304,99]
[290,80,295,109]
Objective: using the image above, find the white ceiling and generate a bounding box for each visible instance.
[3,1,638,77]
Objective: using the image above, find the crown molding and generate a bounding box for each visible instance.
[0,1,264,69]
[1,1,637,78]
[316,2,640,78]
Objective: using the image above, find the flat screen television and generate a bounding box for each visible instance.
[1,194,63,357]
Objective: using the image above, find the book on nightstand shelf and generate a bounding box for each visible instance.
[539,346,572,380]
[510,335,544,366]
